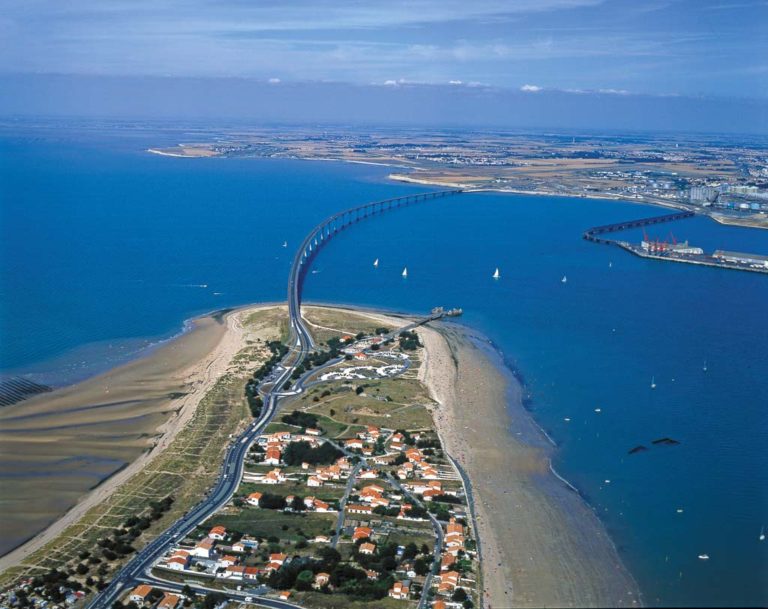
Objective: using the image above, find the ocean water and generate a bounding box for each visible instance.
[1,128,767,607]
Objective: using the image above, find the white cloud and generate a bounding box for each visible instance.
[449,79,463,85]
[521,84,543,92]
[268,77,281,84]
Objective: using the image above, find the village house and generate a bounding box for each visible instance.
[263,447,282,466]
[359,542,376,555]
[313,499,331,512]
[358,468,379,479]
[314,534,330,543]
[208,525,227,540]
[157,593,180,609]
[389,580,411,600]
[305,427,322,436]
[217,555,238,568]
[263,468,286,484]
[231,536,259,553]
[352,526,373,541]
[244,566,260,580]
[128,585,153,604]
[346,504,373,515]
[307,475,323,487]
[365,569,379,580]
[165,550,190,571]
[246,492,262,507]
[223,565,246,580]
[390,433,406,451]
[313,572,330,588]
[344,438,364,450]
[190,538,215,559]
[278,591,291,601]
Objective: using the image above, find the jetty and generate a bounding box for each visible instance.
[583,211,768,274]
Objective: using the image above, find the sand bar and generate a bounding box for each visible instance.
[0,307,255,567]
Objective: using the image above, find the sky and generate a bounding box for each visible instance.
[1,0,766,131]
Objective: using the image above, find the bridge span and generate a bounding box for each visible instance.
[287,189,463,351]
[583,210,695,245]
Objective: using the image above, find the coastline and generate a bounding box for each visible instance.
[2,302,642,609]
[417,321,642,608]
[0,305,271,569]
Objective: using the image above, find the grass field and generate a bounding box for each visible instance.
[211,510,336,543]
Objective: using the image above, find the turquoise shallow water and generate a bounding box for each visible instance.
[1,128,767,606]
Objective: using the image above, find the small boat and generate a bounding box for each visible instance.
[760,526,765,541]
[401,267,408,278]
[651,376,657,390]
[698,554,710,560]
[282,241,288,248]
[703,360,708,372]
[609,261,613,268]
[594,408,602,413]
[492,267,500,279]
[373,258,379,268]
[561,275,567,283]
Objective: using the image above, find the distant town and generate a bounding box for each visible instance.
[148,127,768,229]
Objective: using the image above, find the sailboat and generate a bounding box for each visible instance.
[698,554,710,560]
[703,360,708,372]
[561,275,567,283]
[651,376,657,390]
[609,261,613,268]
[401,267,408,278]
[282,241,288,248]
[373,258,379,268]
[492,268,500,279]
[760,526,765,541]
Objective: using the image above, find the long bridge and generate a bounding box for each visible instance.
[287,189,463,354]
[582,210,695,245]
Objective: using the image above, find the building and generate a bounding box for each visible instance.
[359,542,376,555]
[264,447,282,466]
[208,526,227,540]
[128,585,153,603]
[314,572,330,588]
[389,580,411,600]
[246,492,262,507]
[713,250,768,268]
[157,593,180,609]
[352,526,373,541]
[191,537,215,558]
[689,186,719,204]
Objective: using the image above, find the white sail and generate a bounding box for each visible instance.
[402,267,408,277]
[282,241,287,248]
[651,376,657,389]
[492,267,500,279]
[561,275,567,283]
[373,258,379,267]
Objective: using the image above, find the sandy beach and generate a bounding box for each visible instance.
[2,303,642,608]
[0,307,260,568]
[417,322,642,608]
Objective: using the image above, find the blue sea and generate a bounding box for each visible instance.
[1,127,767,607]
